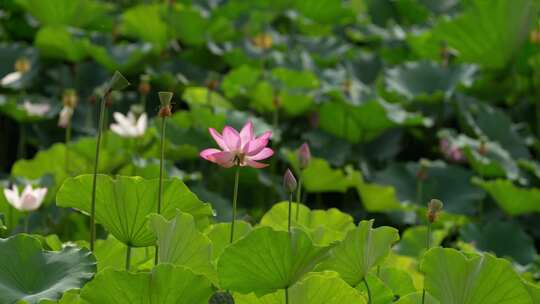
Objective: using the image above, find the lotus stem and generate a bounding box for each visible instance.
[65,120,71,174]
[155,116,166,265]
[229,164,240,244]
[17,125,26,159]
[422,222,432,304]
[295,175,302,222]
[126,245,132,271]
[90,92,108,251]
[363,278,371,304]
[24,214,29,233]
[285,288,289,304]
[288,192,293,234]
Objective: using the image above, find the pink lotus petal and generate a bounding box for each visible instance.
[208,151,236,168]
[239,121,254,149]
[209,128,229,151]
[245,159,269,168]
[245,131,272,155]
[249,147,274,161]
[199,148,222,160]
[222,126,241,151]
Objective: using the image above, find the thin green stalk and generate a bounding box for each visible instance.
[285,288,289,304]
[295,176,302,222]
[363,278,371,304]
[65,120,72,174]
[421,222,432,304]
[416,180,424,206]
[229,165,240,244]
[155,116,166,265]
[24,214,29,233]
[8,206,13,233]
[288,192,293,234]
[90,93,108,251]
[17,125,26,159]
[126,245,132,271]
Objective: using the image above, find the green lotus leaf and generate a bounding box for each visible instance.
[395,226,447,258]
[217,227,331,296]
[384,61,476,101]
[167,8,208,46]
[355,174,403,212]
[421,247,534,304]
[149,211,217,283]
[0,234,96,304]
[377,266,417,297]
[182,86,232,109]
[394,292,439,304]
[120,4,168,52]
[375,161,484,215]
[474,179,540,215]
[56,175,213,247]
[80,264,213,304]
[221,65,261,98]
[319,99,430,143]
[318,220,399,286]
[93,235,154,272]
[461,221,537,265]
[356,273,394,304]
[260,201,355,245]
[35,26,89,62]
[15,0,109,28]
[204,221,253,260]
[409,0,538,69]
[235,272,366,304]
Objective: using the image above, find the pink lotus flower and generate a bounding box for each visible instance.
[3,184,47,212]
[200,121,273,168]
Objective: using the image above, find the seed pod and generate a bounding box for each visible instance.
[158,91,173,118]
[427,199,443,223]
[283,169,298,194]
[108,70,130,92]
[208,291,234,304]
[298,143,311,169]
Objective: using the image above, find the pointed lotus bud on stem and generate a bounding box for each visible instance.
[138,74,151,95]
[108,71,130,93]
[15,57,31,74]
[158,91,173,118]
[298,143,311,169]
[427,199,443,223]
[283,169,298,194]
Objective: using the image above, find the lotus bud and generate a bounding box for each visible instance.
[138,74,151,95]
[283,169,298,194]
[15,57,31,74]
[158,91,173,118]
[416,159,430,181]
[298,143,311,169]
[427,199,443,223]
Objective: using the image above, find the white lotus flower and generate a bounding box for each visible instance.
[22,101,50,117]
[3,184,47,212]
[58,106,74,128]
[1,71,22,86]
[110,111,147,138]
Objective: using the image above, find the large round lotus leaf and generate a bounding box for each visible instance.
[421,247,534,304]
[474,179,540,215]
[318,220,399,286]
[395,226,447,258]
[149,211,217,284]
[235,272,366,304]
[204,221,253,260]
[80,264,213,304]
[93,235,153,272]
[260,201,355,245]
[356,273,394,304]
[217,227,331,296]
[56,175,213,247]
[0,234,96,304]
[384,61,475,101]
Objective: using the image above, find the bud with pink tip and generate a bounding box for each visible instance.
[283,169,298,194]
[298,143,311,169]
